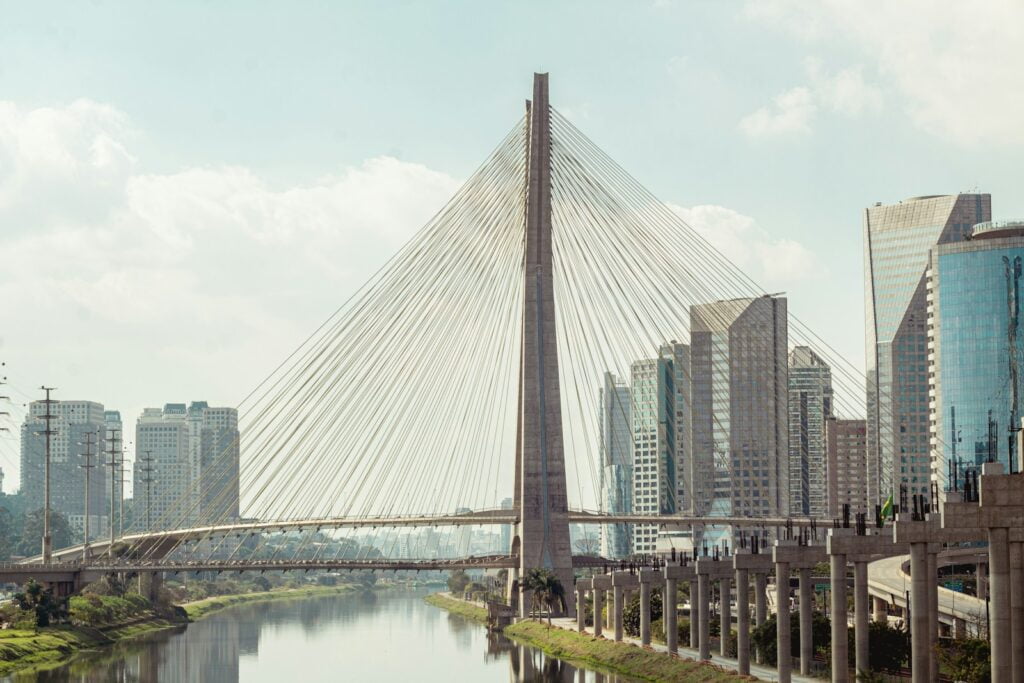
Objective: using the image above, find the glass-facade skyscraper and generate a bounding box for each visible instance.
[599,372,632,558]
[630,354,677,554]
[929,220,1024,495]
[863,194,990,506]
[690,295,788,547]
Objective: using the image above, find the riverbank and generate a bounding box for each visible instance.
[182,584,359,620]
[424,593,755,682]
[423,592,489,624]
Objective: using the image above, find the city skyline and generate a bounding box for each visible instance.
[2,3,1023,500]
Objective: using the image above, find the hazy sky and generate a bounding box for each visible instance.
[2,1,1023,493]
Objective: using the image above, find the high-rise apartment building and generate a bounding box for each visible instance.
[825,418,869,516]
[928,220,1024,494]
[787,347,833,517]
[630,354,677,554]
[134,402,240,530]
[598,372,632,559]
[864,194,991,506]
[20,400,110,539]
[690,295,788,545]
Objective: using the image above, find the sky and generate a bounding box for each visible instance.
[1,1,1023,494]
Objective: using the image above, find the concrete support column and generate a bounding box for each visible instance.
[909,542,930,683]
[613,585,624,642]
[576,586,586,632]
[754,572,767,664]
[978,561,988,600]
[927,550,939,683]
[831,553,848,683]
[606,590,613,630]
[990,527,1011,683]
[592,586,604,638]
[665,577,678,655]
[690,579,700,650]
[854,560,869,679]
[720,576,731,657]
[698,572,710,660]
[775,561,791,683]
[1010,542,1024,682]
[798,568,812,676]
[639,571,654,646]
[736,568,750,675]
[872,596,887,623]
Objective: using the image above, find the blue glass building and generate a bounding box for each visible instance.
[930,221,1024,490]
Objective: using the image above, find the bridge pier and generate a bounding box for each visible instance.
[735,567,749,675]
[909,540,929,683]
[853,560,869,678]
[872,595,886,623]
[592,575,610,638]
[663,565,688,655]
[697,571,710,660]
[639,569,657,646]
[775,559,791,683]
[689,577,700,650]
[1011,542,1024,681]
[830,552,848,683]
[719,573,731,657]
[990,526,1011,683]
[611,572,637,642]
[575,582,586,632]
[798,567,813,676]
[927,548,938,683]
[754,571,767,664]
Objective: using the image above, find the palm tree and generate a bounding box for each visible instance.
[522,568,566,624]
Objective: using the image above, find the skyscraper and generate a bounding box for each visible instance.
[787,346,833,517]
[134,401,240,530]
[660,342,693,516]
[630,354,676,554]
[690,295,788,545]
[826,417,869,516]
[928,220,1024,494]
[598,372,632,559]
[864,194,991,506]
[20,400,110,538]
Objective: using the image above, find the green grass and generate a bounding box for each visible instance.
[504,621,758,682]
[182,584,356,620]
[423,592,489,624]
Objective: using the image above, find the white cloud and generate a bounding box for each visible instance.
[744,0,1024,146]
[739,86,817,138]
[0,99,461,488]
[667,203,824,283]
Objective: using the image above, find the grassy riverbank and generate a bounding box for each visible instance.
[423,592,489,624]
[504,622,757,682]
[182,584,358,620]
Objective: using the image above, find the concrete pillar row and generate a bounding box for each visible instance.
[719,575,731,657]
[853,560,869,679]
[830,553,849,683]
[736,567,750,675]
[576,585,586,632]
[612,586,624,642]
[591,575,610,639]
[798,567,813,676]
[698,572,711,660]
[926,549,938,683]
[689,579,700,650]
[775,561,791,683]
[610,572,638,644]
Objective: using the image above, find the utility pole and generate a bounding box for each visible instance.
[118,457,130,537]
[104,428,121,552]
[37,386,57,563]
[79,431,97,561]
[138,450,156,531]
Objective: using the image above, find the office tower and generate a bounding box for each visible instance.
[864,194,991,506]
[599,372,632,558]
[826,418,869,516]
[787,346,833,517]
[134,401,240,530]
[500,497,513,553]
[660,342,693,515]
[630,354,677,554]
[690,295,788,545]
[928,220,1024,494]
[20,400,110,538]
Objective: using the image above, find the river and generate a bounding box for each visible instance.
[3,588,636,682]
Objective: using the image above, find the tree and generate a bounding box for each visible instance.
[847,621,909,675]
[0,507,15,560]
[573,532,600,556]
[623,589,662,637]
[448,570,470,594]
[14,579,62,627]
[750,612,831,667]
[939,638,990,683]
[521,568,566,624]
[15,508,72,557]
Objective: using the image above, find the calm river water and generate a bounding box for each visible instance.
[3,589,636,682]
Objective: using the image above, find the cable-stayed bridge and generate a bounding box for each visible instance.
[15,73,865,598]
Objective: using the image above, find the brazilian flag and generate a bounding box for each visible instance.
[880,494,894,520]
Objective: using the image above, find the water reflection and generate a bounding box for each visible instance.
[3,590,634,683]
